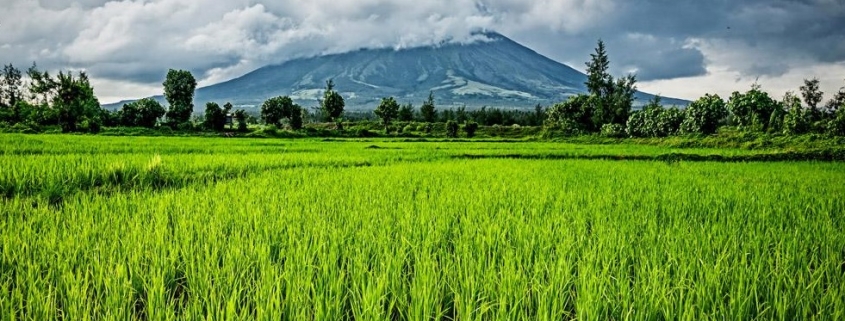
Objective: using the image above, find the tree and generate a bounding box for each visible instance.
[545,94,594,134]
[680,94,727,135]
[234,109,248,132]
[800,78,823,122]
[51,71,102,132]
[826,79,845,115]
[262,96,302,129]
[121,98,165,128]
[321,80,344,128]
[163,69,197,125]
[585,40,611,98]
[27,63,57,107]
[374,96,400,128]
[419,91,437,123]
[289,107,303,130]
[223,102,234,129]
[463,121,479,138]
[727,84,779,131]
[1,64,23,110]
[398,103,414,122]
[782,91,809,135]
[583,40,636,128]
[203,102,230,131]
[445,120,459,138]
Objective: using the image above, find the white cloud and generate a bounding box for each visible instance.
[0,0,842,103]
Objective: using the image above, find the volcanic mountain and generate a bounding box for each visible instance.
[110,32,688,110]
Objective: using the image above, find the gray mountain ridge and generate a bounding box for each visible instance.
[106,32,689,110]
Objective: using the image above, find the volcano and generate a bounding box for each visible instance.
[109,32,688,110]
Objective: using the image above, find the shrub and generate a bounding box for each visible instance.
[600,123,626,138]
[446,120,459,138]
[463,121,479,138]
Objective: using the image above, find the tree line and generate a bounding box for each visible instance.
[2,40,843,137]
[544,40,845,138]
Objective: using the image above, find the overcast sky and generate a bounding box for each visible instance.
[2,0,844,103]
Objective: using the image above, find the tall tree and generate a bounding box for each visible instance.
[585,39,612,98]
[163,69,197,125]
[1,64,23,109]
[321,80,345,128]
[583,40,636,128]
[27,63,57,106]
[53,71,101,132]
[800,78,823,122]
[419,91,437,123]
[374,96,400,128]
[398,102,414,122]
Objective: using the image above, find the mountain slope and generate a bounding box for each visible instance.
[108,33,688,110]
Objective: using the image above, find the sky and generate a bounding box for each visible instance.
[1,0,844,104]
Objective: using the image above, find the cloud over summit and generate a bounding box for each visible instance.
[1,0,843,102]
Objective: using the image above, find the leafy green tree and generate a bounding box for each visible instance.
[163,69,197,125]
[782,92,809,135]
[52,71,101,132]
[120,98,165,128]
[456,105,469,123]
[825,80,845,115]
[545,94,594,134]
[727,84,779,131]
[680,94,727,135]
[585,40,611,98]
[445,120,459,138]
[463,121,479,138]
[203,102,231,131]
[321,80,344,128]
[262,96,302,129]
[289,107,303,130]
[419,91,437,123]
[826,107,845,136]
[374,97,400,128]
[234,109,248,132]
[398,103,414,122]
[628,97,684,137]
[262,96,290,126]
[583,40,636,128]
[800,78,823,122]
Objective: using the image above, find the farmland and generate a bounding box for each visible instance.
[1,134,844,320]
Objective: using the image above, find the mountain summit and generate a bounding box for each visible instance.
[117,32,687,109]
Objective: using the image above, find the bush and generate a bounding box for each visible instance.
[600,123,626,138]
[262,124,279,136]
[356,129,378,137]
[403,124,414,133]
[463,121,479,138]
[445,120,459,138]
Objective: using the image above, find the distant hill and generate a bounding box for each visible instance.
[105,32,688,110]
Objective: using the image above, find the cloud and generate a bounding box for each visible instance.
[0,0,842,102]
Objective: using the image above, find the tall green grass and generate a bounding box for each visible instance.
[1,134,844,320]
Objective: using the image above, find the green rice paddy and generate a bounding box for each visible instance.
[1,134,843,320]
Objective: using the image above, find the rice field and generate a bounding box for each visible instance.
[1,134,844,320]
